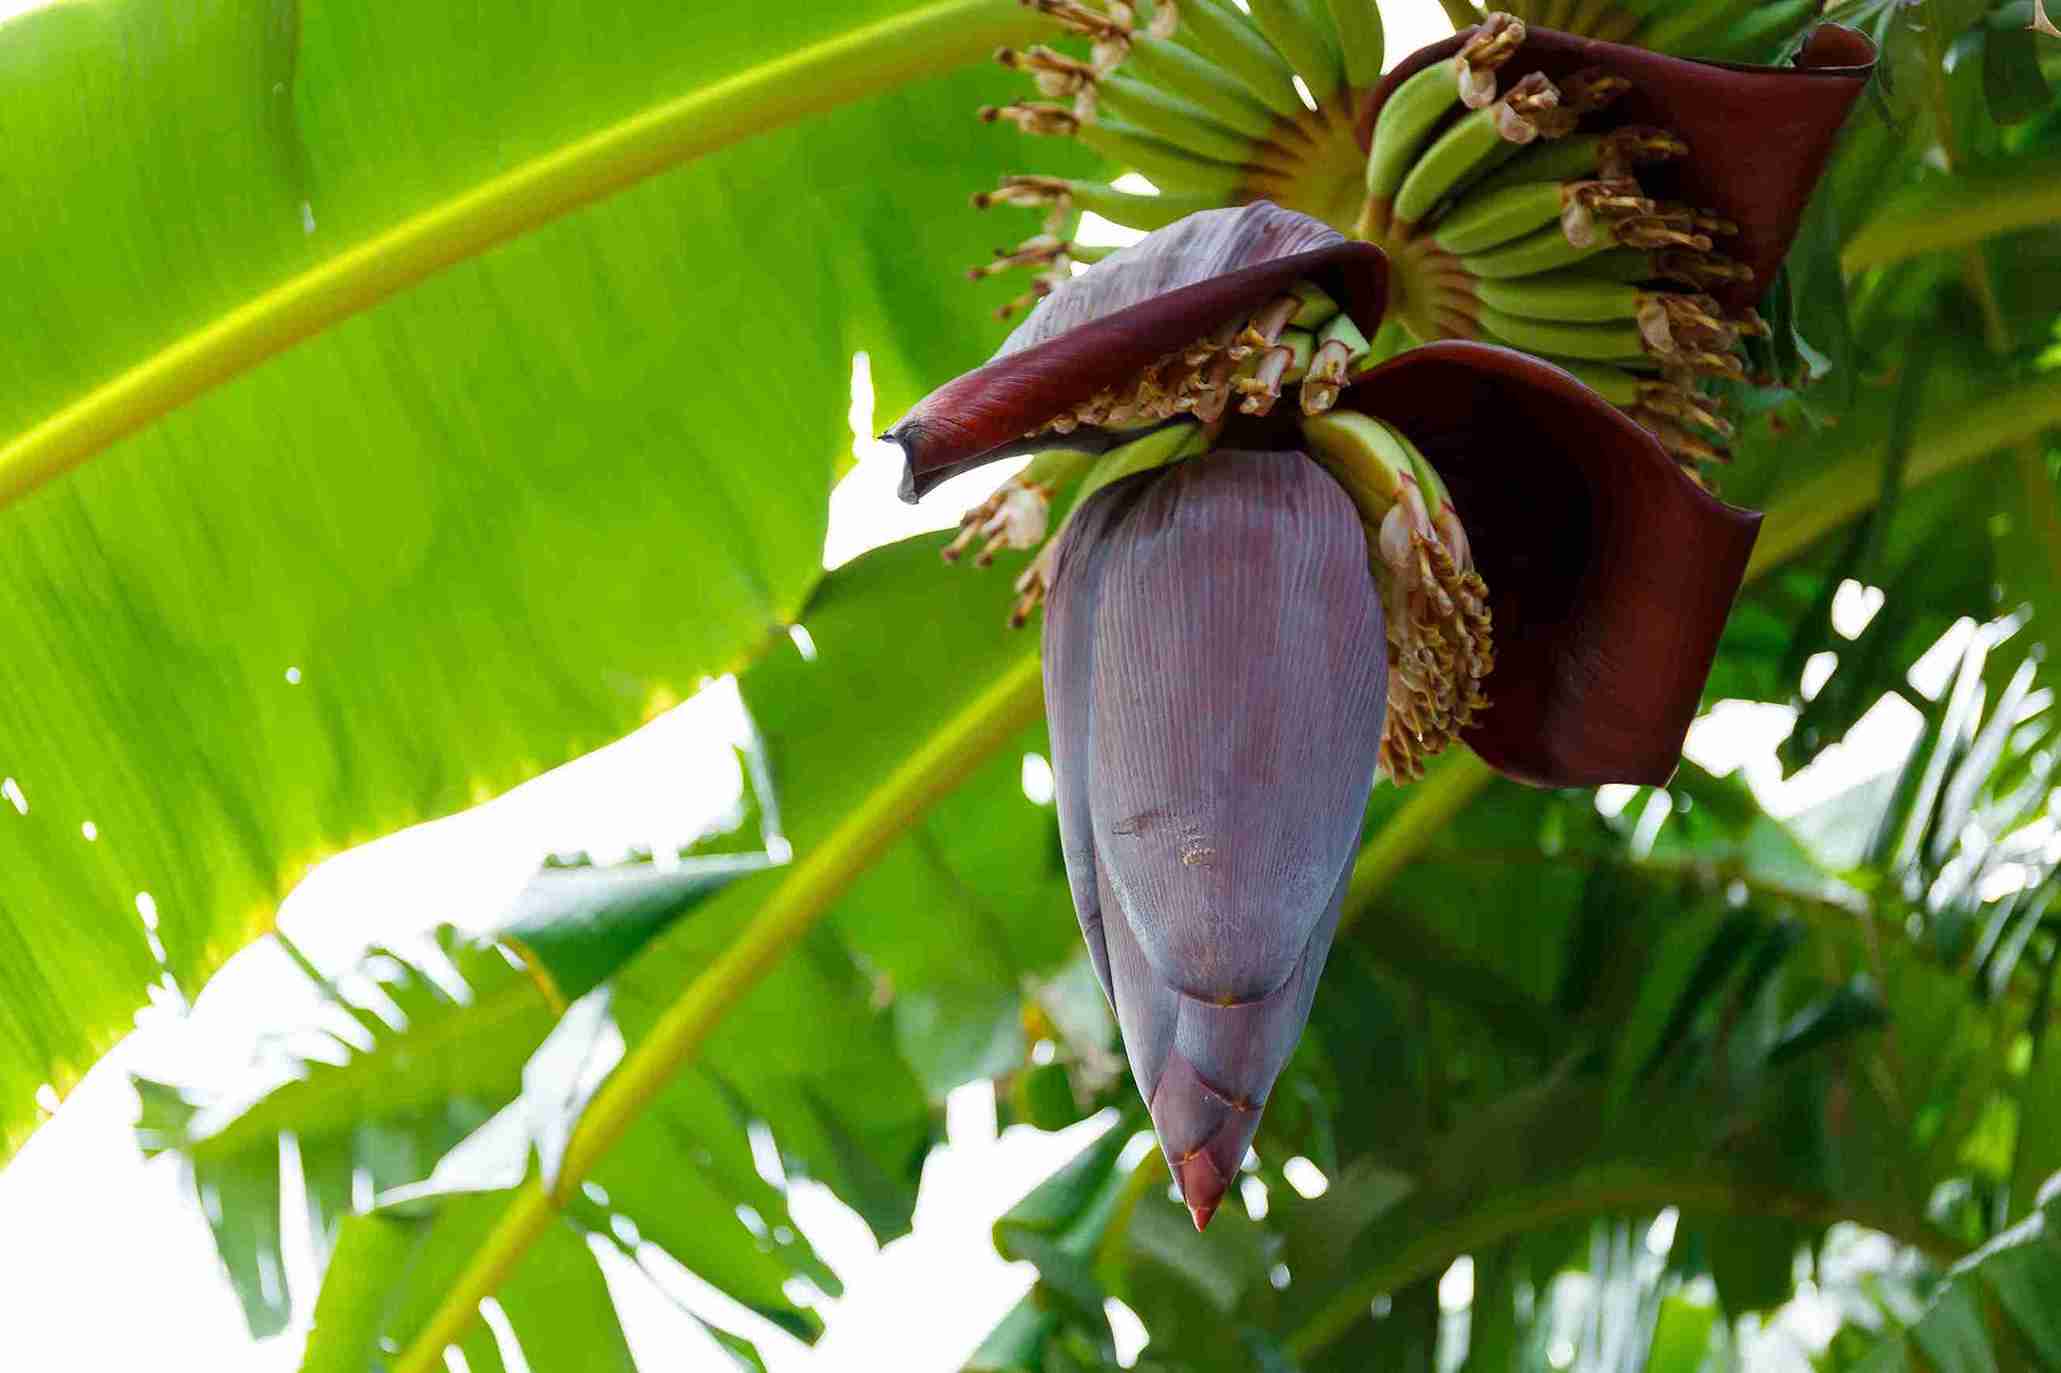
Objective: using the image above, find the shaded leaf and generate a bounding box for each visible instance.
[0,0,1062,1164]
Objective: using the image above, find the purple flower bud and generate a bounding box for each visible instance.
[1044,450,1387,1229]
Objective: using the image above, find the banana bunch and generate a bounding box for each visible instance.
[970,2,1766,473]
[1362,19,1758,470]
[972,0,1388,316]
[1300,409,1491,781]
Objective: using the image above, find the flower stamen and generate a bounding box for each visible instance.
[943,477,1055,565]
[1490,72,1563,144]
[971,174,1075,213]
[1598,126,1689,175]
[1457,13,1527,107]
[979,100,1080,137]
[996,45,1101,102]
[1650,249,1754,289]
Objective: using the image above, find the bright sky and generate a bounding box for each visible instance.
[0,2,1953,1369]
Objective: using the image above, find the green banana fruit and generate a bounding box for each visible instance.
[1067,183,1223,231]
[1456,125,1687,203]
[1174,0,1307,119]
[1124,35,1289,141]
[1278,328,1317,382]
[1462,133,1603,199]
[1324,0,1385,88]
[1248,0,1347,106]
[1474,276,1643,322]
[1365,60,1465,202]
[1290,279,1342,329]
[1530,358,1645,406]
[1298,408,1424,540]
[1095,74,1272,167]
[1557,247,1665,284]
[1474,305,1648,360]
[1073,421,1211,509]
[1392,73,1558,226]
[1318,310,1370,357]
[1459,220,1615,279]
[1074,119,1250,197]
[1431,179,1565,255]
[973,175,1198,231]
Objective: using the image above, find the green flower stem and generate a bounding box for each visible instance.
[0,0,1041,512]
[388,654,1044,1373]
[1842,168,2061,274]
[1284,1164,1966,1358]
[1748,375,2061,581]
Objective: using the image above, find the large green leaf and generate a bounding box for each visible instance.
[607,535,1079,1219]
[28,5,2061,1371]
[298,1188,643,1373]
[138,853,835,1347]
[1834,1173,2061,1372]
[1844,154,2061,272]
[0,0,1068,1160]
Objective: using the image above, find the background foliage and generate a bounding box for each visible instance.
[2,0,2060,1368]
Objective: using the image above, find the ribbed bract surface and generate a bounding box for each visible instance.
[1043,450,1387,1225]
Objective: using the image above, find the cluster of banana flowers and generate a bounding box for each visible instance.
[886,11,1872,1230]
[975,0,1873,472]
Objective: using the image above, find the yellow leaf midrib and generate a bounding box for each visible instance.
[0,0,1040,511]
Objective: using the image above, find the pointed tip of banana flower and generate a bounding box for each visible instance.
[888,204,1387,501]
[1360,23,1876,313]
[1344,340,1761,789]
[1149,1043,1261,1237]
[1180,1163,1224,1232]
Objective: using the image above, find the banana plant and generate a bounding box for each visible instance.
[3,0,2061,1370]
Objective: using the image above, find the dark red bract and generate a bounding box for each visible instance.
[890,204,1386,499]
[1347,342,1760,786]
